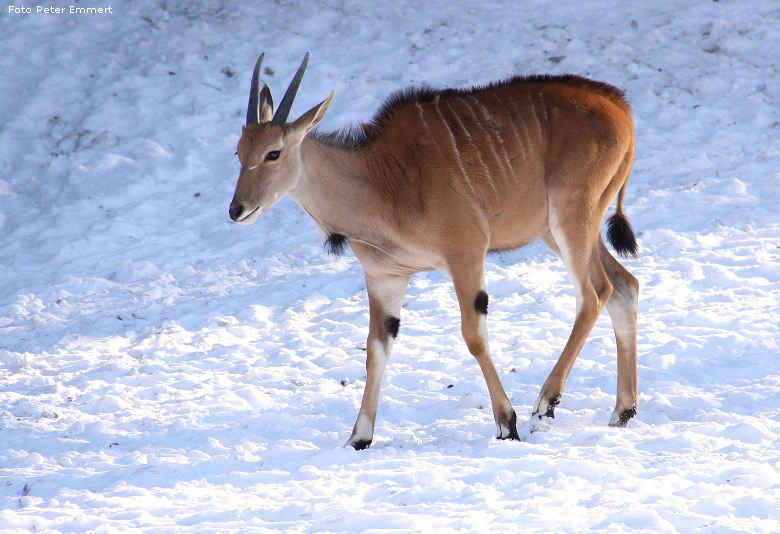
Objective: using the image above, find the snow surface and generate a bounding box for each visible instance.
[2,0,779,532]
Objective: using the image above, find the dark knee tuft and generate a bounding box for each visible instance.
[325,233,349,256]
[384,316,400,339]
[474,290,489,315]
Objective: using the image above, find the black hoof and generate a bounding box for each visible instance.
[507,426,521,441]
[529,397,560,434]
[497,412,521,441]
[350,439,372,451]
[532,395,560,420]
[609,407,637,428]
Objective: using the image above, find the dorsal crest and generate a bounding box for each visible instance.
[313,74,629,150]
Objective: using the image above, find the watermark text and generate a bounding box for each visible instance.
[8,5,113,15]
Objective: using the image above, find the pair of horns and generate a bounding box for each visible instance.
[246,52,309,126]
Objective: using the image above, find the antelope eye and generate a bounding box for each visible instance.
[266,150,281,161]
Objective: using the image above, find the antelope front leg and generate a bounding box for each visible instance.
[348,272,410,450]
[450,259,519,441]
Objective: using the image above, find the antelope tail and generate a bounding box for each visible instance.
[606,183,638,257]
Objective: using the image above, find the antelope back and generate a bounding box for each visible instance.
[315,75,633,251]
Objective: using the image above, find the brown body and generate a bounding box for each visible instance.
[230,54,640,449]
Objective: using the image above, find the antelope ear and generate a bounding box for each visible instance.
[290,90,334,139]
[258,84,274,123]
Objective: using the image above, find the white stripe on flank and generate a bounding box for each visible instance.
[527,92,543,143]
[539,92,549,124]
[456,97,501,195]
[445,100,492,188]
[498,94,528,163]
[506,95,535,163]
[446,100,474,144]
[415,101,445,163]
[465,96,511,185]
[484,94,518,175]
[431,101,478,198]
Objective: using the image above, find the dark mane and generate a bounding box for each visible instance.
[312,74,629,151]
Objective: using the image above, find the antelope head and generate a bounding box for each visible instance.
[229,52,333,225]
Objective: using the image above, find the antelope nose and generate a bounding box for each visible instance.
[229,201,245,222]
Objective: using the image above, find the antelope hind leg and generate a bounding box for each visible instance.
[533,226,613,423]
[598,237,639,427]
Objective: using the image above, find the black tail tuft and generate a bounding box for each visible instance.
[606,212,638,257]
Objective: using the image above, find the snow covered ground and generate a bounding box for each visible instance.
[2,0,779,531]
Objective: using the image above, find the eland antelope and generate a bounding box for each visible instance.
[229,53,639,449]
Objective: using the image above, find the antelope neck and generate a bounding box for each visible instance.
[290,136,376,237]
